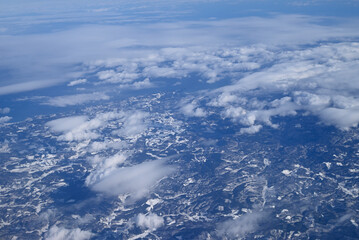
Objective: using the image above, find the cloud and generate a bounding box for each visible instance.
[0,107,10,114]
[319,108,359,130]
[1,15,359,94]
[88,159,175,201]
[216,211,266,239]
[85,152,129,188]
[45,225,92,240]
[46,110,149,142]
[43,92,109,107]
[220,97,298,128]
[202,42,359,132]
[209,92,244,107]
[46,115,101,141]
[46,116,88,132]
[67,79,87,87]
[121,78,153,90]
[112,111,149,137]
[0,116,12,124]
[240,125,262,134]
[0,80,61,96]
[89,140,128,152]
[181,101,207,117]
[0,141,10,153]
[136,213,164,230]
[97,69,139,84]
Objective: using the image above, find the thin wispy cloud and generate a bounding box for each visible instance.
[43,92,109,107]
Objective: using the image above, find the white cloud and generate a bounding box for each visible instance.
[0,141,10,153]
[221,98,297,128]
[97,69,139,84]
[89,140,127,152]
[45,225,92,240]
[0,116,12,124]
[88,159,175,200]
[85,152,128,188]
[128,78,153,89]
[113,111,149,137]
[209,92,244,107]
[0,80,60,96]
[46,110,149,142]
[46,116,88,132]
[136,213,164,230]
[240,125,262,134]
[143,66,182,79]
[46,116,101,141]
[181,101,207,117]
[43,92,109,107]
[0,107,10,114]
[1,15,359,95]
[206,42,359,132]
[67,79,87,87]
[319,108,359,130]
[217,211,266,239]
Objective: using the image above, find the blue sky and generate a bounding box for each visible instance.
[1,0,359,34]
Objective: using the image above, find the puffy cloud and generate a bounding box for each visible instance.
[88,159,175,200]
[46,116,88,132]
[46,110,149,142]
[240,125,262,134]
[206,42,359,132]
[136,213,164,230]
[221,98,297,128]
[45,225,92,240]
[319,108,359,130]
[216,211,266,239]
[131,78,153,89]
[0,116,12,124]
[85,152,128,188]
[209,92,244,107]
[46,116,101,141]
[293,91,331,109]
[43,92,109,107]
[181,101,207,117]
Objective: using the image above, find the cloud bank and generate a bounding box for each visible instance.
[181,41,359,132]
[1,15,359,95]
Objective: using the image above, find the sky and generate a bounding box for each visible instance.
[1,1,359,239]
[0,0,359,129]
